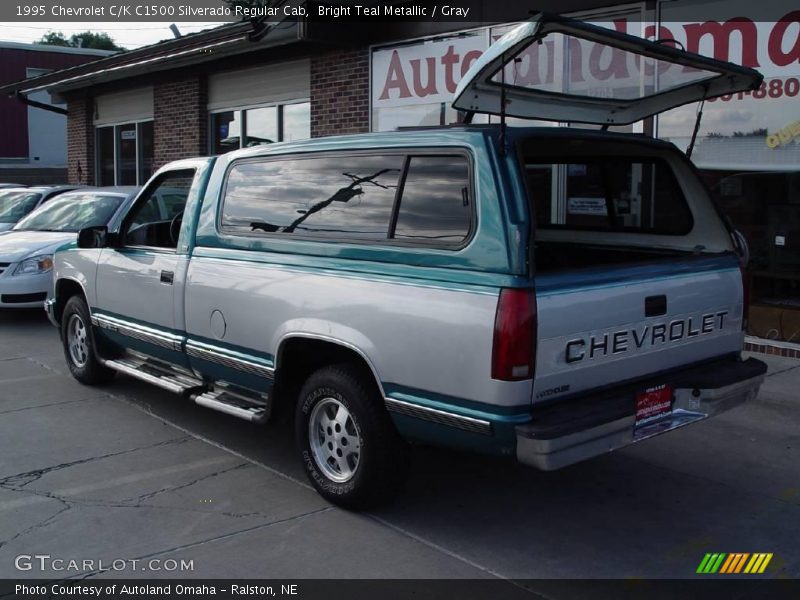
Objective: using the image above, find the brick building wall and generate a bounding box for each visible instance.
[64,51,370,185]
[67,97,94,186]
[310,48,370,138]
[153,76,208,170]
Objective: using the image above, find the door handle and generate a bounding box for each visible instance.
[160,270,174,285]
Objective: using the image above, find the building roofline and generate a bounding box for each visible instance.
[0,20,297,98]
[0,41,117,56]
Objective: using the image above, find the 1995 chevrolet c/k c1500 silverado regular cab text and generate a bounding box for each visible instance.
[46,14,768,508]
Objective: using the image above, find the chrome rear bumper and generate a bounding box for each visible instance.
[516,357,766,471]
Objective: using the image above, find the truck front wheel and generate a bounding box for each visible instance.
[61,295,115,385]
[295,364,408,509]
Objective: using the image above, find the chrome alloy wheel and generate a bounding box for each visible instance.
[67,313,89,368]
[308,397,362,483]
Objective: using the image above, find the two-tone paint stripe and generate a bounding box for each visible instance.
[384,397,493,436]
[93,312,275,379]
[697,553,773,574]
[185,339,274,380]
[92,313,183,352]
[91,312,496,436]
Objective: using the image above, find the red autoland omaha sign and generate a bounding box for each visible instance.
[372,11,800,108]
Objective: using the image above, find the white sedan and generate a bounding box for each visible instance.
[0,187,139,308]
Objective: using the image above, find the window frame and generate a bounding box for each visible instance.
[208,100,311,154]
[118,167,197,253]
[217,147,476,250]
[94,119,155,186]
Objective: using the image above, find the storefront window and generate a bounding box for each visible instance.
[95,121,154,187]
[96,126,115,187]
[210,101,310,153]
[371,28,488,132]
[373,103,443,132]
[245,106,277,146]
[656,0,800,342]
[282,102,310,141]
[657,96,800,171]
[212,111,242,154]
[703,171,800,342]
[138,121,154,185]
[117,124,137,185]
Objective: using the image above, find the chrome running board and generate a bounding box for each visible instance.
[103,353,270,424]
[102,356,204,395]
[191,387,270,424]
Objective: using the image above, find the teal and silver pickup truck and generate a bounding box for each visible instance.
[47,14,767,508]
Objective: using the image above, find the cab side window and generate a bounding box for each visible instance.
[124,170,195,248]
[392,156,471,245]
[222,155,402,240]
[221,152,473,248]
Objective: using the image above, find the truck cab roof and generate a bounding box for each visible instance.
[216,124,679,165]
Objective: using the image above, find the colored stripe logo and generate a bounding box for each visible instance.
[697,553,773,574]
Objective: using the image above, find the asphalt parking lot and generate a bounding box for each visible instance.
[0,309,798,585]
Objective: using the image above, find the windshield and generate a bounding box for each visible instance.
[14,193,125,232]
[0,191,42,223]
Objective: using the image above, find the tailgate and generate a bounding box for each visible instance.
[532,255,744,404]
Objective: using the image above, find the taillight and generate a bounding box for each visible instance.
[740,265,749,331]
[492,288,537,381]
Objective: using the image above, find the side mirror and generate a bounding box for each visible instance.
[77,226,109,249]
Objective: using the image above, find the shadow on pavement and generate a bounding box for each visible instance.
[0,307,50,326]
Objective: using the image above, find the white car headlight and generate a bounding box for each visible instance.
[12,254,54,276]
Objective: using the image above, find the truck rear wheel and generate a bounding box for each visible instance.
[295,364,408,509]
[61,295,115,385]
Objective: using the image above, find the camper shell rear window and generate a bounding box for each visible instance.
[519,144,694,236]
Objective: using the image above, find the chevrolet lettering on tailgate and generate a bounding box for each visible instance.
[565,310,731,364]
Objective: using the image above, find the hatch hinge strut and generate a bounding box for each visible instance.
[499,50,508,156]
[686,86,709,159]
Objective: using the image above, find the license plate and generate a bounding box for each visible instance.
[635,384,673,426]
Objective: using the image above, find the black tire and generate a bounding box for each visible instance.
[61,295,115,385]
[295,363,408,509]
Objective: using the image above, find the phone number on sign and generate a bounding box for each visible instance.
[710,77,800,102]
